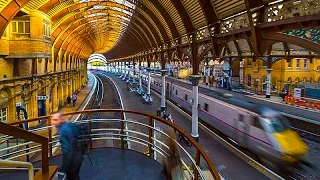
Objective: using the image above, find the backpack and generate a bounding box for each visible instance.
[77,123,90,154]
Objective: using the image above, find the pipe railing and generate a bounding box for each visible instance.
[0,121,49,174]
[0,159,34,180]
[3,109,220,180]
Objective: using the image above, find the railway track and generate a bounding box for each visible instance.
[150,74,320,140]
[141,73,320,180]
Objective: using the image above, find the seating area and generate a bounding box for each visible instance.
[285,95,320,110]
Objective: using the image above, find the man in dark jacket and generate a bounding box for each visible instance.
[51,113,83,180]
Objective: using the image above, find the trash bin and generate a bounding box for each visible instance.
[156,109,161,116]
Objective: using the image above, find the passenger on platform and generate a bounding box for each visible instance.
[67,96,72,107]
[281,88,288,101]
[72,93,77,107]
[168,113,174,123]
[51,113,84,180]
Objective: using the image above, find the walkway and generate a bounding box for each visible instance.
[0,148,165,180]
[104,72,269,180]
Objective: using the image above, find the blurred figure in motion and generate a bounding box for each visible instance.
[66,96,71,107]
[51,113,84,180]
[163,129,184,180]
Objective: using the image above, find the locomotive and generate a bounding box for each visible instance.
[142,75,309,168]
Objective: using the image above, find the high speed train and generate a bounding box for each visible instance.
[141,75,309,168]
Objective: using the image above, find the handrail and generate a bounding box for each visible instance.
[0,122,49,174]
[0,159,34,180]
[8,109,220,180]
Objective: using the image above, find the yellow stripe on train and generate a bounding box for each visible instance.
[273,129,308,163]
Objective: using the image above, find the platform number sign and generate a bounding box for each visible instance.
[37,96,47,100]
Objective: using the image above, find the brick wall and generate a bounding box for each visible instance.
[18,59,32,76]
[0,58,14,78]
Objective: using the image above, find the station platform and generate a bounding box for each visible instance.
[103,72,270,180]
[151,74,320,125]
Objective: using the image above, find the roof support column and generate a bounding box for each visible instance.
[160,50,167,112]
[190,31,201,142]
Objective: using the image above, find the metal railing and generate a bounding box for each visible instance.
[3,109,220,180]
[0,159,34,180]
[0,121,49,174]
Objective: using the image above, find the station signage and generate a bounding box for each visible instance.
[294,88,301,98]
[37,96,47,100]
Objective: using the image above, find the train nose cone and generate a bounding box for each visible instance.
[273,130,308,162]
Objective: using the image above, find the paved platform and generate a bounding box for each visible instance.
[104,72,269,180]
[0,148,165,180]
[151,74,320,124]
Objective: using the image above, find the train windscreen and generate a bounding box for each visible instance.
[261,116,291,133]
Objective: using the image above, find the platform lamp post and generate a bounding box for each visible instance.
[139,61,142,89]
[147,67,151,96]
[133,61,136,85]
[266,68,273,98]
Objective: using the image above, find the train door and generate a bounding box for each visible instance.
[237,113,250,147]
[37,95,47,117]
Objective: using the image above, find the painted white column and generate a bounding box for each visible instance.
[139,67,142,89]
[161,70,166,111]
[147,68,151,94]
[190,75,201,141]
[133,64,136,84]
[128,67,131,80]
[120,62,123,77]
[266,69,273,98]
[206,67,209,85]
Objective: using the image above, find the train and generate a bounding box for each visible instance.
[140,74,309,168]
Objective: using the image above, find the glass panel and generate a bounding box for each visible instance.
[25,22,30,33]
[43,24,46,36]
[18,22,24,33]
[3,28,7,37]
[12,22,17,32]
[261,116,290,133]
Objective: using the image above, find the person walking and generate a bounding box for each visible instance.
[51,113,84,180]
[72,93,77,107]
[67,96,72,107]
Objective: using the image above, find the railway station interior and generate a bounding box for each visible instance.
[0,0,319,179]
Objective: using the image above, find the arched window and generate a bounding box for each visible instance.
[303,77,307,83]
[247,74,251,87]
[262,76,267,91]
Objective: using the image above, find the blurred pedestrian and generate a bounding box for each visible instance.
[51,113,83,180]
[163,129,184,180]
[66,96,71,107]
[72,93,77,107]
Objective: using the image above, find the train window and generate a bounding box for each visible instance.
[261,116,290,133]
[184,94,188,101]
[252,117,263,129]
[204,103,209,112]
[175,90,178,96]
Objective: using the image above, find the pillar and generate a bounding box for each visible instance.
[118,62,121,75]
[266,69,272,98]
[133,63,136,84]
[139,66,142,89]
[190,75,201,141]
[206,66,209,85]
[161,70,167,111]
[120,62,123,77]
[147,68,151,95]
